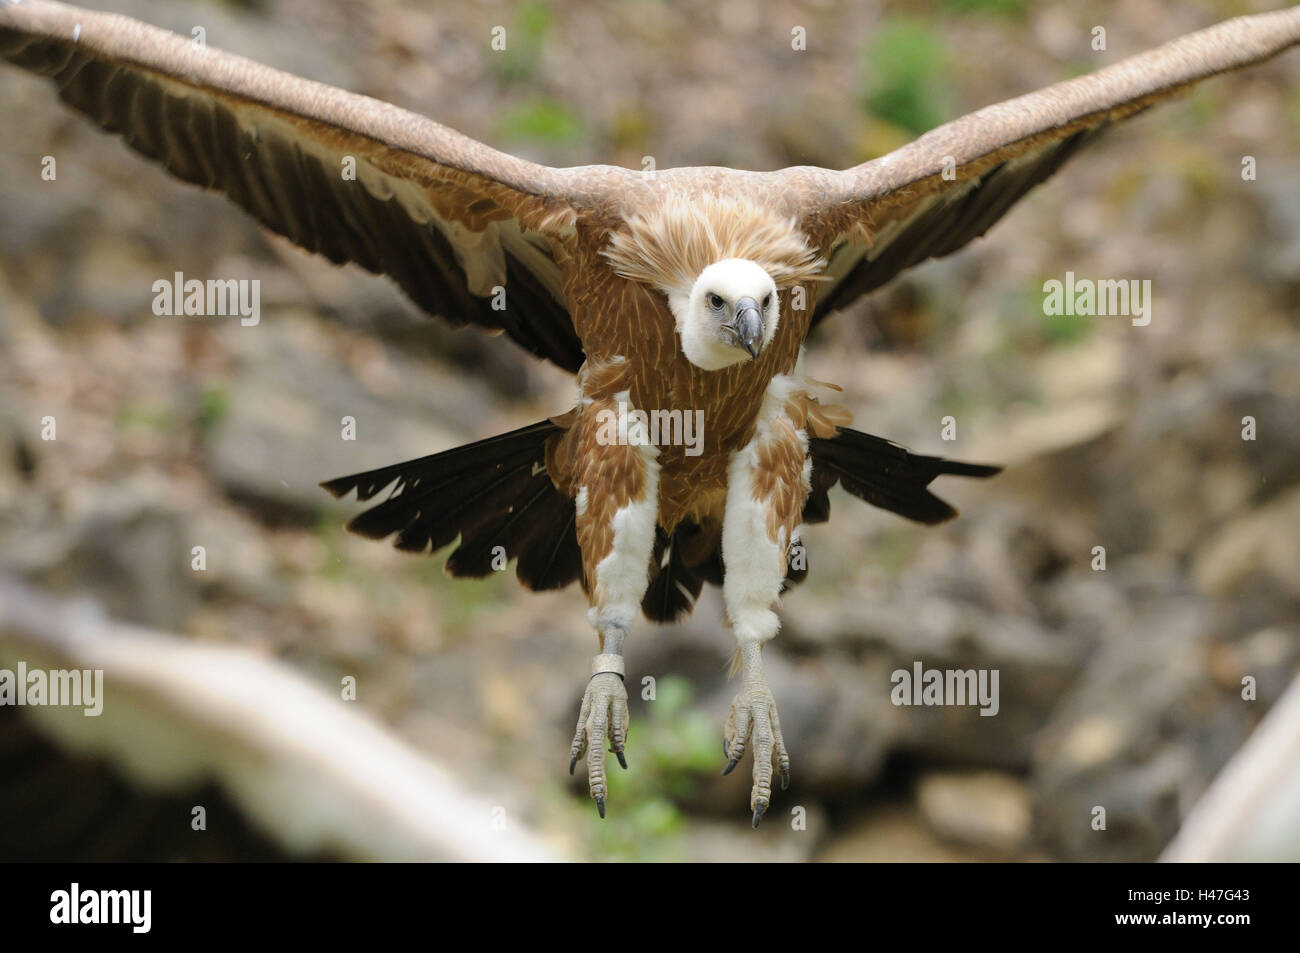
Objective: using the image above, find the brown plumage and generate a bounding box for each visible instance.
[4,0,1297,824]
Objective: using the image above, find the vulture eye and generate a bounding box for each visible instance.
[707,293,725,310]
[763,293,772,309]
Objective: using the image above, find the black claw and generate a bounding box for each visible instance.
[615,750,628,770]
[722,756,740,776]
[752,803,768,829]
[780,765,791,791]
[569,754,577,775]
[596,796,606,819]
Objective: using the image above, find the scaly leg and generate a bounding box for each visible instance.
[568,616,631,818]
[723,640,791,828]
[567,396,660,818]
[720,377,809,827]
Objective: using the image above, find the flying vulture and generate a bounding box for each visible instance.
[2,0,1297,827]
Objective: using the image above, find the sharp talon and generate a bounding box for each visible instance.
[725,679,788,829]
[571,657,630,814]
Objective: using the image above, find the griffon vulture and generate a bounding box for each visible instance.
[2,0,1297,827]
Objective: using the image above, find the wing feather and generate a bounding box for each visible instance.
[792,8,1300,325]
[0,0,591,370]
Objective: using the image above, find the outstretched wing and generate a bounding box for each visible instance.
[789,8,1300,326]
[0,0,593,371]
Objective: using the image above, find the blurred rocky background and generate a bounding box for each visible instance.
[0,0,1297,861]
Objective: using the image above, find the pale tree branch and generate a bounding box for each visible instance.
[0,574,559,862]
[1161,672,1300,862]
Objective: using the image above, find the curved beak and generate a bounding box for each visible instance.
[727,297,764,360]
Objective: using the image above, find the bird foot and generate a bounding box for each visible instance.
[568,658,628,818]
[722,681,790,828]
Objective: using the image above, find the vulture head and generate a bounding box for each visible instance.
[675,258,780,369]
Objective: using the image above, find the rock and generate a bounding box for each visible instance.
[917,771,1033,853]
[817,803,992,863]
[1192,485,1300,602]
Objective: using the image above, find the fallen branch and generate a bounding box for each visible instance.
[0,574,558,862]
[1161,672,1300,862]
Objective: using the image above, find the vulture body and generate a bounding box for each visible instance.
[2,0,1297,825]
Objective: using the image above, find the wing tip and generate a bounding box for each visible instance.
[938,461,1004,480]
[319,477,353,499]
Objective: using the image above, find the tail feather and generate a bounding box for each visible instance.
[320,421,582,592]
[375,463,534,551]
[641,526,706,623]
[320,421,1002,615]
[320,422,556,501]
[515,502,583,592]
[445,474,574,580]
[806,428,1001,526]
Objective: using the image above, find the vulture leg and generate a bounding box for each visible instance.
[566,410,662,818]
[719,385,806,826]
